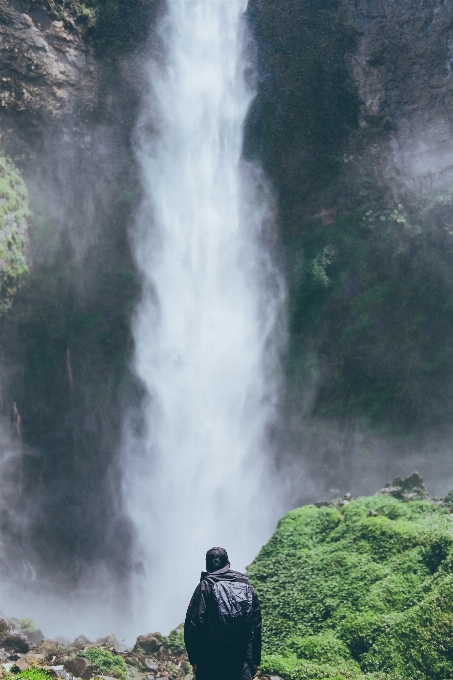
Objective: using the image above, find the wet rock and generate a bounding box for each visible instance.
[135,634,163,655]
[0,622,8,637]
[25,630,45,646]
[369,510,379,517]
[379,472,427,501]
[34,640,61,660]
[314,501,329,508]
[64,656,96,680]
[379,486,404,500]
[143,659,159,672]
[3,633,29,653]
[55,637,71,648]
[68,636,91,652]
[94,635,121,650]
[14,653,45,671]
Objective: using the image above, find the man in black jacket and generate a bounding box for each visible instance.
[184,547,262,680]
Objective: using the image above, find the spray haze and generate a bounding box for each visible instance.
[127,0,285,633]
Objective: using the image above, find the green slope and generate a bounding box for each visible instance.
[249,484,453,679]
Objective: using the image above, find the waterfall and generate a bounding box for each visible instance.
[127,0,285,633]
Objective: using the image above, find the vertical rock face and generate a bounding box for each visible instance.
[0,0,97,121]
[342,0,453,186]
[0,0,99,312]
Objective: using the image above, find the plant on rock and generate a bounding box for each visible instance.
[77,647,128,679]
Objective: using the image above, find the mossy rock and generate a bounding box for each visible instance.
[249,494,453,679]
[0,156,29,314]
[77,647,128,680]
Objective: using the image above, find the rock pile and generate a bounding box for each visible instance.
[0,617,192,680]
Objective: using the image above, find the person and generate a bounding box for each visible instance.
[184,547,262,680]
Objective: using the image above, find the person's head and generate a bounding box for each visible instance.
[206,547,229,572]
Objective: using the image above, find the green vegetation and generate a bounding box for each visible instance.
[286,193,453,428]
[11,671,51,680]
[0,155,29,314]
[248,493,453,679]
[19,619,37,634]
[78,647,128,679]
[162,627,186,656]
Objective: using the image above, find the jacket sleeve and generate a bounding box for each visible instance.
[184,582,208,665]
[251,587,262,666]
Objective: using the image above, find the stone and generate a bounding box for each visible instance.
[143,659,159,672]
[369,510,378,517]
[14,653,45,671]
[94,635,119,650]
[55,638,71,648]
[34,640,60,660]
[2,634,29,653]
[69,636,92,652]
[135,634,163,655]
[314,501,329,508]
[25,629,45,646]
[0,621,8,638]
[64,656,96,680]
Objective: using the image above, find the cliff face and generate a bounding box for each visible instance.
[343,0,453,188]
[0,0,97,123]
[247,0,453,445]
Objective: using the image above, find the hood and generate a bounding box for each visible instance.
[200,565,249,583]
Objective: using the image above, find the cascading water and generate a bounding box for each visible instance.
[127,0,285,633]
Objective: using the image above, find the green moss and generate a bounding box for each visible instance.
[77,647,128,679]
[249,495,453,679]
[0,155,29,314]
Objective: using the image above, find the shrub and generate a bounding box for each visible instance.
[77,647,128,679]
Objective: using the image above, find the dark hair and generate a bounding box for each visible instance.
[206,547,229,572]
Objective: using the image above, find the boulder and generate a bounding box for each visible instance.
[25,630,45,646]
[14,653,45,671]
[2,633,29,653]
[135,634,163,655]
[34,640,61,660]
[64,656,96,680]
[142,659,158,672]
[94,635,119,650]
[69,636,92,652]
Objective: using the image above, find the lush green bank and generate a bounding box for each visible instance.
[248,481,453,679]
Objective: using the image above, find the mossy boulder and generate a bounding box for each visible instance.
[249,492,453,679]
[0,156,29,314]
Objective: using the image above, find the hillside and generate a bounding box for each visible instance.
[248,474,453,679]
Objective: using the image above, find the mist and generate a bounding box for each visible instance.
[0,0,452,646]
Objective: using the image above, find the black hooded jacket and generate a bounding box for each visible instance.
[184,565,262,666]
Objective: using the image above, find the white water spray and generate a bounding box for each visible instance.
[127,0,285,633]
